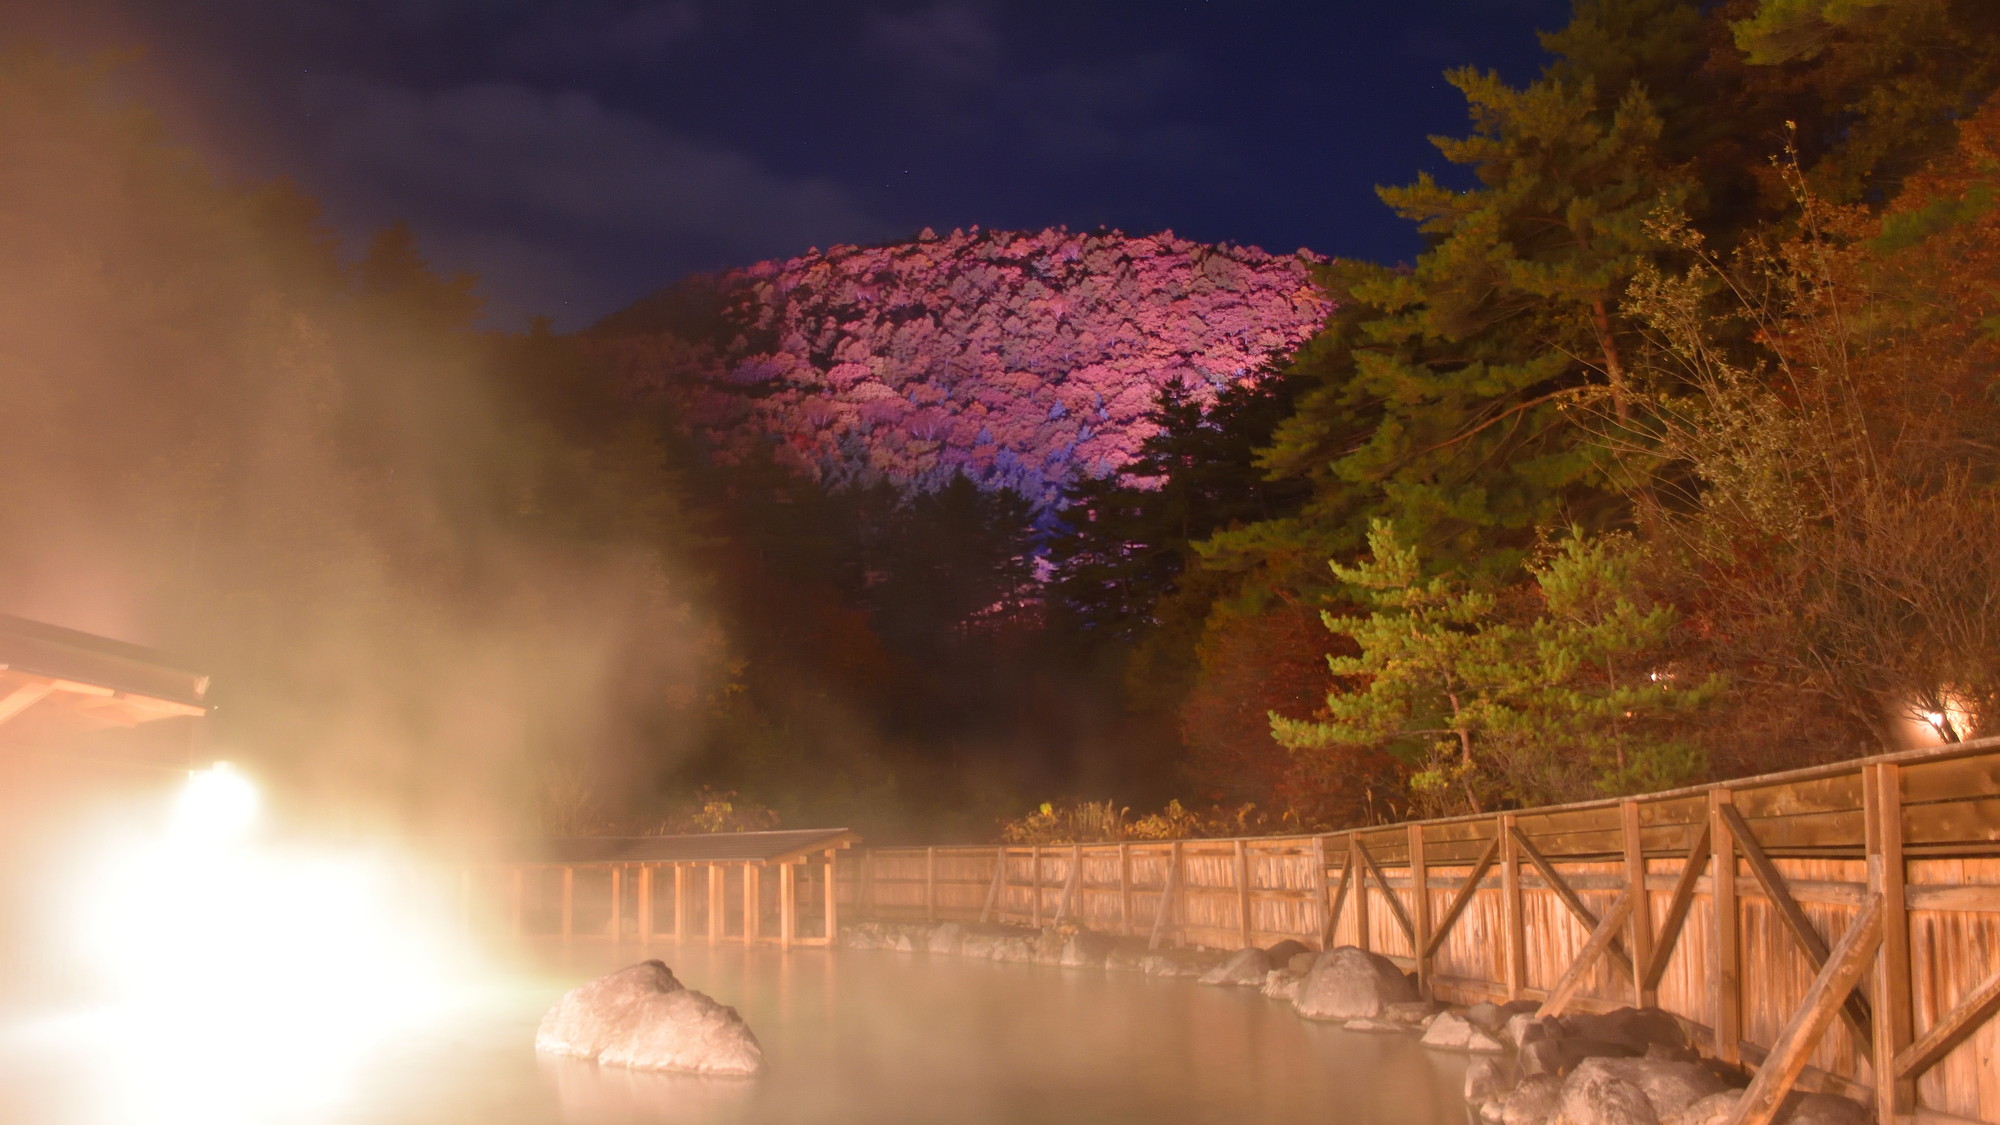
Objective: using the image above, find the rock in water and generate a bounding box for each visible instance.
[1198,946,1273,986]
[1292,946,1418,1021]
[536,961,764,1076]
[1553,1062,1659,1125]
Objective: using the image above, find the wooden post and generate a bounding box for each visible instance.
[780,861,796,951]
[1502,814,1525,1001]
[1408,823,1432,998]
[610,866,623,942]
[1311,836,1332,950]
[673,864,687,940]
[742,863,760,947]
[1053,844,1082,925]
[1149,842,1183,951]
[980,847,1005,925]
[639,865,654,943]
[511,867,525,940]
[1724,896,1885,1125]
[1234,839,1253,949]
[925,846,937,922]
[860,851,874,919]
[1031,845,1042,928]
[1350,835,1372,953]
[1710,788,1741,1065]
[708,864,723,946]
[824,848,840,942]
[1866,762,1913,1123]
[1622,800,1656,1007]
[1118,843,1133,937]
[561,866,575,943]
[1069,843,1084,923]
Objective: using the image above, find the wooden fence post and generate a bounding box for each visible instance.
[780,862,796,951]
[1031,845,1042,928]
[1623,799,1656,1007]
[1350,834,1371,953]
[1119,843,1133,937]
[708,863,723,946]
[824,849,840,942]
[980,847,1005,924]
[1502,814,1525,1001]
[561,866,574,943]
[1866,762,1913,1123]
[673,864,686,939]
[860,851,874,919]
[925,846,937,922]
[1235,839,1253,949]
[1409,823,1432,998]
[744,862,760,947]
[638,865,653,943]
[1710,788,1741,1066]
[1311,835,1332,949]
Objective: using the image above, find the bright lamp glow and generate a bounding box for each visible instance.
[170,761,260,845]
[37,761,486,1125]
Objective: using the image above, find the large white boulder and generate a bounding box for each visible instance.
[535,961,764,1076]
[1292,946,1419,1021]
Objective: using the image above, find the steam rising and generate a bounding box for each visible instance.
[0,47,717,839]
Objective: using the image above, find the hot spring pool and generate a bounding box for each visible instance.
[0,942,1474,1125]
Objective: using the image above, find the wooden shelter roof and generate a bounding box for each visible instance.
[533,828,860,865]
[0,614,209,733]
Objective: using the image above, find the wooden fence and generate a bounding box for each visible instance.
[840,739,2000,1125]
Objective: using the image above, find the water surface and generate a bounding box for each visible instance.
[1,941,1473,1125]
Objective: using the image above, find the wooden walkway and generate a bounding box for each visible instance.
[844,739,2000,1125]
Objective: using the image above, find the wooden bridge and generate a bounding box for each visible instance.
[844,739,2000,1125]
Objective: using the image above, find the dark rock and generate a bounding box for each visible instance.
[1059,930,1116,968]
[1559,1008,1688,1056]
[1781,1093,1870,1125]
[1484,1075,1562,1125]
[1033,927,1065,964]
[1664,1091,1738,1125]
[1553,1062,1659,1125]
[1521,1035,1639,1079]
[1645,1042,1701,1064]
[1569,1057,1728,1120]
[1198,946,1273,986]
[1287,951,1318,974]
[535,961,764,1076]
[1263,939,1310,965]
[1292,946,1420,1021]
[1465,1057,1508,1103]
[1383,999,1448,1026]
[927,922,963,955]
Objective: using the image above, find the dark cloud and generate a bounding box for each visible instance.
[865,1,1003,86]
[296,74,883,322]
[0,0,1573,327]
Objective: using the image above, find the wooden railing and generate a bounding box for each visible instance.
[839,739,2000,1125]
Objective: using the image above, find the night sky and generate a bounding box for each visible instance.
[0,0,1571,329]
